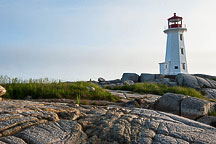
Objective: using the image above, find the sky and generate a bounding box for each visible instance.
[0,0,216,81]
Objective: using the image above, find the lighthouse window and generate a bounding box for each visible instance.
[180,34,183,40]
[181,48,184,54]
[182,63,186,70]
[174,66,178,69]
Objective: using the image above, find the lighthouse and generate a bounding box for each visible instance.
[159,13,188,75]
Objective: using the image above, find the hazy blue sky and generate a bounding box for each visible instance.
[1,0,216,81]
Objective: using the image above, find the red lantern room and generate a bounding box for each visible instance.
[168,13,183,28]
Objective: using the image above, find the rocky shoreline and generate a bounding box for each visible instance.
[0,73,216,143]
[0,99,216,144]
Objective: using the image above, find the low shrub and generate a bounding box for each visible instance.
[107,82,204,99]
[1,76,119,102]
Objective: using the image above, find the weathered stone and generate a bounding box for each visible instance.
[204,88,216,99]
[57,110,80,120]
[176,74,200,89]
[98,77,105,82]
[0,85,6,97]
[121,73,139,83]
[0,99,216,143]
[206,79,216,88]
[181,97,211,119]
[197,116,216,127]
[21,111,59,121]
[0,117,38,132]
[123,99,140,108]
[155,78,170,85]
[196,76,212,88]
[140,73,155,82]
[193,74,216,81]
[0,136,26,144]
[154,93,188,115]
[16,120,87,144]
[176,74,216,90]
[0,114,23,121]
[153,134,189,144]
[123,80,134,85]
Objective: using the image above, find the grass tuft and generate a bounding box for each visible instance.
[107,82,204,99]
[208,111,216,117]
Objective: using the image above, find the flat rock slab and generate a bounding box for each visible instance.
[109,90,161,100]
[16,120,87,144]
[0,100,216,143]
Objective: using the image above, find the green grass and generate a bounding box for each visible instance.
[211,78,216,81]
[208,111,216,117]
[106,82,204,99]
[0,76,119,102]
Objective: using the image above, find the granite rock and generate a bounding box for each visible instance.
[0,100,215,143]
[121,73,139,83]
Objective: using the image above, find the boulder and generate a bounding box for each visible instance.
[98,77,105,82]
[140,73,155,82]
[123,80,134,85]
[176,74,216,89]
[0,85,6,97]
[121,73,139,83]
[181,97,211,119]
[196,116,216,127]
[176,74,200,89]
[204,88,216,99]
[154,93,188,115]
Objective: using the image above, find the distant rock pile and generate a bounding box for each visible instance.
[98,73,216,99]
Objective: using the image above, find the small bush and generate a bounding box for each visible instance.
[108,82,204,99]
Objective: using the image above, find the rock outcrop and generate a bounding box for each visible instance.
[154,93,212,120]
[99,73,216,100]
[176,73,216,89]
[121,73,139,83]
[0,99,216,143]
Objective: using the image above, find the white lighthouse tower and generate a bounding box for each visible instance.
[159,13,188,75]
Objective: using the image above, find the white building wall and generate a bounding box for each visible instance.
[160,27,188,75]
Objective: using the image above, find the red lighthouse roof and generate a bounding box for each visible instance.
[168,13,183,28]
[168,13,183,21]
